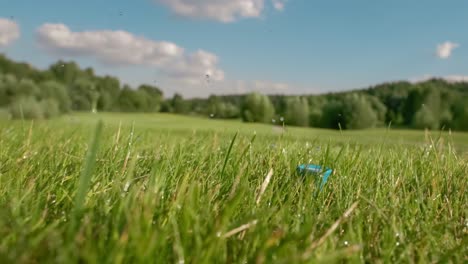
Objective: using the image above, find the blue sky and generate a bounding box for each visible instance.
[0,0,467,97]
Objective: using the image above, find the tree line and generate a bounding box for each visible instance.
[189,82,467,131]
[0,54,163,119]
[1,54,467,130]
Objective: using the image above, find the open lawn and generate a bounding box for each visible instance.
[0,113,467,263]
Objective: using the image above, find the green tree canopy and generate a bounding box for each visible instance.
[284,96,309,127]
[342,94,379,129]
[39,80,71,113]
[241,92,275,123]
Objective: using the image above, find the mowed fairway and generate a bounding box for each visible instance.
[0,113,467,263]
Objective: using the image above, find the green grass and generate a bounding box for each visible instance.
[0,113,467,263]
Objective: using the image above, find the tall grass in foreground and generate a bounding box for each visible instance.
[0,120,466,263]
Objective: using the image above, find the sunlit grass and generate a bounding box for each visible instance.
[0,113,466,263]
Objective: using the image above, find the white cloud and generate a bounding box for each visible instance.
[36,23,224,83]
[443,75,468,82]
[272,0,286,11]
[0,18,20,47]
[252,80,290,92]
[436,41,459,59]
[156,0,286,22]
[410,74,468,83]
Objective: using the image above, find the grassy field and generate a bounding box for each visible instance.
[0,113,467,263]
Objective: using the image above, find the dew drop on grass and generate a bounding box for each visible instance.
[396,242,400,246]
[216,231,221,237]
[344,241,349,246]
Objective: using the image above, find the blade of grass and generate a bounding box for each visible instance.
[220,132,238,178]
[72,121,103,220]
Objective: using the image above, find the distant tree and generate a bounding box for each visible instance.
[365,81,409,126]
[39,80,71,113]
[307,96,326,127]
[308,109,322,127]
[421,85,441,125]
[320,100,345,129]
[402,86,425,126]
[269,95,288,117]
[138,84,163,112]
[342,94,379,129]
[205,95,240,118]
[9,96,44,119]
[0,73,17,106]
[408,85,441,129]
[69,78,98,111]
[366,95,387,126]
[40,98,61,119]
[0,54,45,82]
[172,93,189,114]
[95,76,121,111]
[160,100,173,113]
[451,98,468,131]
[117,86,148,112]
[413,106,438,130]
[439,110,453,129]
[49,61,83,85]
[206,95,221,116]
[284,96,309,127]
[15,78,40,98]
[223,103,240,118]
[241,92,275,123]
